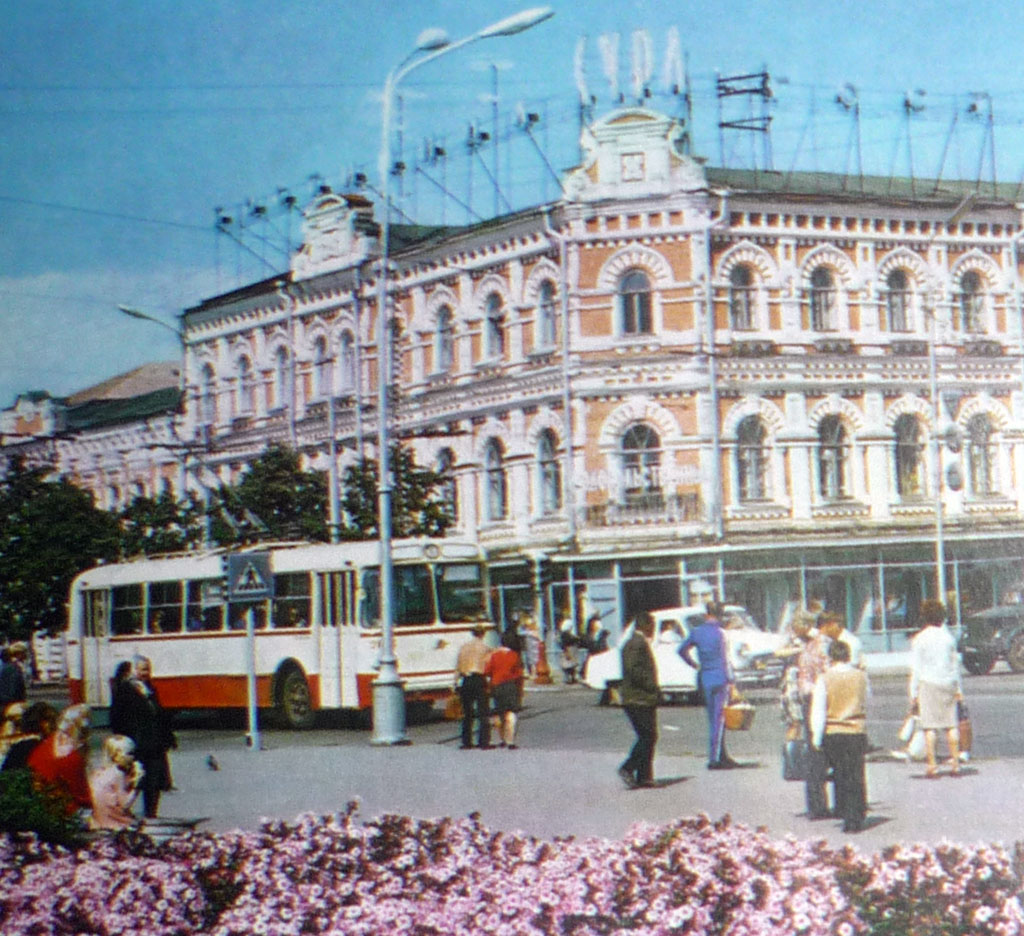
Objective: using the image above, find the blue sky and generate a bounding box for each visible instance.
[4,0,1024,405]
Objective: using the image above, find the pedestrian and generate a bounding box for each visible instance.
[0,643,29,707]
[485,629,525,748]
[117,656,177,817]
[810,638,869,833]
[1,701,58,771]
[681,600,739,770]
[108,660,133,735]
[455,625,492,749]
[0,702,27,761]
[559,615,579,684]
[818,612,864,669]
[792,610,832,818]
[517,612,541,676]
[617,611,659,789]
[579,613,608,681]
[89,735,143,830]
[909,599,964,777]
[26,703,92,814]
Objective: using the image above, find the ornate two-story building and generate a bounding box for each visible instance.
[8,107,1024,654]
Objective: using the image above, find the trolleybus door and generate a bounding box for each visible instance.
[80,589,109,705]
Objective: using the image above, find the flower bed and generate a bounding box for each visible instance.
[2,804,1023,935]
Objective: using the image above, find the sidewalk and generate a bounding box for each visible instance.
[162,733,1021,853]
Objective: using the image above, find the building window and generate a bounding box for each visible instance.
[885,269,911,332]
[538,429,562,514]
[818,415,848,500]
[537,280,558,347]
[484,440,507,521]
[313,336,331,398]
[274,347,290,410]
[619,270,652,336]
[484,293,505,360]
[967,414,995,496]
[894,414,924,497]
[236,356,255,416]
[200,363,216,423]
[339,331,356,391]
[808,266,837,331]
[958,271,985,333]
[619,423,661,506]
[737,416,768,501]
[437,448,457,522]
[729,265,755,330]
[435,306,455,372]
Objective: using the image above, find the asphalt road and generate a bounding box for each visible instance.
[29,667,1024,850]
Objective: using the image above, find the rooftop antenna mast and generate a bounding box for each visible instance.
[933,104,960,193]
[967,92,997,195]
[890,89,925,197]
[715,68,773,171]
[835,83,863,192]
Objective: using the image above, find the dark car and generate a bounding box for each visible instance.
[959,604,1024,675]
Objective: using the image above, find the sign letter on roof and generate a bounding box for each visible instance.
[225,552,273,603]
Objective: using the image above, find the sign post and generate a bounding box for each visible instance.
[225,552,273,751]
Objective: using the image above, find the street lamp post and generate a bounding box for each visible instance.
[371,7,554,745]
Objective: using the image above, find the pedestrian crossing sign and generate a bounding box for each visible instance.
[225,552,274,602]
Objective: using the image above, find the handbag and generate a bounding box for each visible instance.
[898,713,919,744]
[957,700,972,754]
[444,691,463,721]
[782,737,810,781]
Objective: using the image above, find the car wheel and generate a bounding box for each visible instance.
[277,667,316,729]
[1007,634,1024,673]
[963,652,995,676]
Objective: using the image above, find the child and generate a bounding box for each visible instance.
[89,734,143,830]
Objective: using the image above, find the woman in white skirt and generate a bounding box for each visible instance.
[909,600,964,777]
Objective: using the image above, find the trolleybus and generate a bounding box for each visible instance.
[67,539,493,728]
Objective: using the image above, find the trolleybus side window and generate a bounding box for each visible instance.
[359,565,435,628]
[273,573,311,628]
[84,590,109,637]
[186,580,225,632]
[148,581,183,634]
[436,564,488,621]
[112,584,144,636]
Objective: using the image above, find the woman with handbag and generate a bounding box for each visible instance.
[909,600,964,777]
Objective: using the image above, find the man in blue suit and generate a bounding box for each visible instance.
[681,601,738,769]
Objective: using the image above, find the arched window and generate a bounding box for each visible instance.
[484,293,505,360]
[967,414,995,496]
[313,336,331,398]
[537,280,558,348]
[808,266,837,331]
[620,423,661,507]
[339,331,356,391]
[818,415,848,500]
[108,485,121,511]
[619,270,652,336]
[200,363,216,424]
[958,271,984,333]
[484,440,507,521]
[236,356,255,416]
[274,347,290,410]
[885,269,911,332]
[737,416,767,501]
[435,306,455,372]
[894,414,925,497]
[537,429,562,514]
[729,265,755,330]
[437,448,458,522]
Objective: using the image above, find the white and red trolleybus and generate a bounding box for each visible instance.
[66,539,493,728]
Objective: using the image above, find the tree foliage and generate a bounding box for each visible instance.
[0,456,120,639]
[341,444,453,539]
[208,444,329,545]
[119,490,205,558]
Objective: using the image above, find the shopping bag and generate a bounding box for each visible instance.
[782,738,809,781]
[898,714,919,744]
[957,701,972,754]
[444,691,463,721]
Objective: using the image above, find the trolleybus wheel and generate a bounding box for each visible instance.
[277,666,315,729]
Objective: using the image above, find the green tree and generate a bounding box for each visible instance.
[341,444,453,539]
[119,489,205,557]
[0,457,120,640]
[208,444,329,545]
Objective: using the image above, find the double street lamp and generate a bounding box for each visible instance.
[371,7,554,745]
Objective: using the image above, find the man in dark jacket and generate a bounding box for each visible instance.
[618,611,659,789]
[0,644,29,707]
[116,656,176,818]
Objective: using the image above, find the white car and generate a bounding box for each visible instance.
[582,605,786,703]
